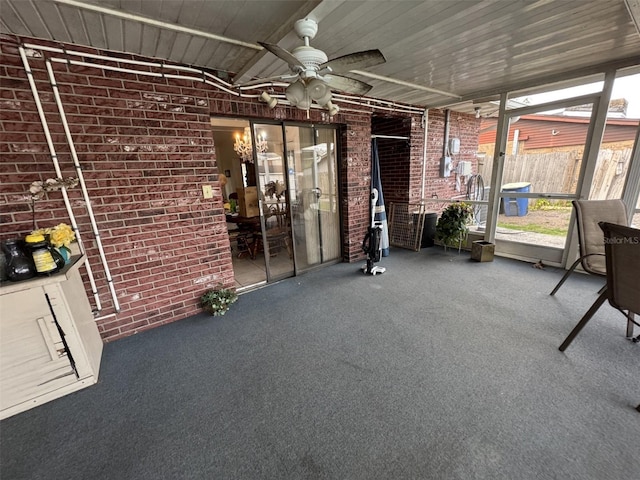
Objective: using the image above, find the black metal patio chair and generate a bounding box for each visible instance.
[558,222,640,411]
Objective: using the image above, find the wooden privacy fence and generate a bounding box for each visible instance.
[478,149,632,199]
[590,149,632,201]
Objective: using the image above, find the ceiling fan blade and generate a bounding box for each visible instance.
[234,74,299,87]
[323,74,373,95]
[258,42,305,70]
[319,49,386,74]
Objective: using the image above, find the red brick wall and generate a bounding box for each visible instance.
[422,110,481,207]
[371,111,480,209]
[372,116,411,204]
[0,34,391,340]
[1,35,475,341]
[1,38,235,341]
[409,115,427,203]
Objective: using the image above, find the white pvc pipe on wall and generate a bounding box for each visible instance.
[48,57,244,98]
[332,95,424,115]
[26,42,426,116]
[43,48,422,116]
[421,109,429,200]
[18,45,103,311]
[45,59,121,312]
[49,57,164,78]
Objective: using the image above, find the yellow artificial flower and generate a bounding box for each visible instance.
[50,223,75,248]
[42,223,76,248]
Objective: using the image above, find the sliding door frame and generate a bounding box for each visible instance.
[246,119,343,279]
[282,121,343,274]
[486,72,617,266]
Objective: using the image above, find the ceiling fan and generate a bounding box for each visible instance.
[238,18,386,115]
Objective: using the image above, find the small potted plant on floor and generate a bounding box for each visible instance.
[435,202,474,252]
[200,285,238,316]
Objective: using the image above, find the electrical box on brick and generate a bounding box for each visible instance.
[457,161,472,176]
[440,156,452,177]
[449,138,460,155]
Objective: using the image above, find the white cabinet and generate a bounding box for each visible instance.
[0,255,103,419]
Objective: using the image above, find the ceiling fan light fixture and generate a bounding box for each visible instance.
[326,101,339,116]
[260,91,277,108]
[255,18,385,115]
[307,78,329,101]
[285,80,305,106]
[316,91,333,107]
[297,95,312,111]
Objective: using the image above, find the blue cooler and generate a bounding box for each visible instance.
[502,182,531,216]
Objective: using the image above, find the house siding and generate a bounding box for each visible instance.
[479,115,637,154]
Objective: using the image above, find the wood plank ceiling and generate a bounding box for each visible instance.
[1,0,639,114]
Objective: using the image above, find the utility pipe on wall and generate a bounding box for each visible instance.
[443,109,451,157]
[18,45,102,311]
[25,43,426,117]
[421,109,430,200]
[45,59,121,312]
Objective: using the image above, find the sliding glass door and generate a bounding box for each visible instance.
[315,127,341,263]
[253,123,294,281]
[252,123,341,280]
[285,125,341,272]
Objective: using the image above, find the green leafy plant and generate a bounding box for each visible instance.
[200,286,238,316]
[435,202,474,251]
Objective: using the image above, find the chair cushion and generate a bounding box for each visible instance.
[574,199,628,275]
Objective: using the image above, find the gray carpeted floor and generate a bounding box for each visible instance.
[1,247,638,480]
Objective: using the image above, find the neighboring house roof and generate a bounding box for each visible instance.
[479,115,639,149]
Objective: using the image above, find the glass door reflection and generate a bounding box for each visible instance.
[253,123,294,281]
[286,125,341,272]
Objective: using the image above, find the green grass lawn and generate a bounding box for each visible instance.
[497,222,568,236]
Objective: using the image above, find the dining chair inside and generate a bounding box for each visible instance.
[264,203,292,258]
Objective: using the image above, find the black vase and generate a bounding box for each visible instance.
[2,239,37,281]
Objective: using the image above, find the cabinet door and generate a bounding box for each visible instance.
[0,288,77,412]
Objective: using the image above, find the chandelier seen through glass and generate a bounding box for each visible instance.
[234,127,268,163]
